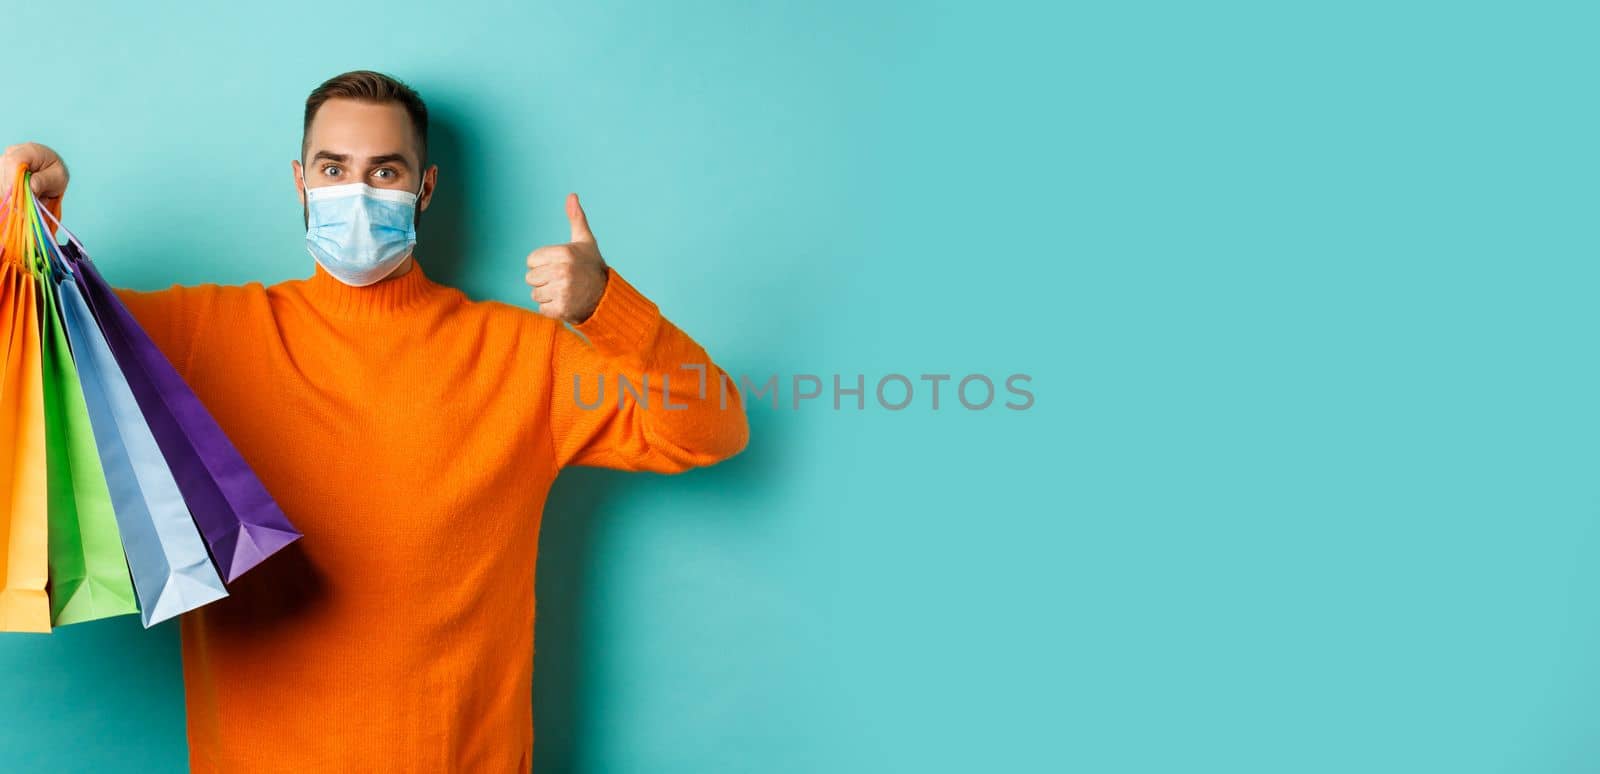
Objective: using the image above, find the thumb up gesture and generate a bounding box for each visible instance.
[525,193,610,324]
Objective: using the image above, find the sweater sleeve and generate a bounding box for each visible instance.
[110,284,218,379]
[548,268,749,472]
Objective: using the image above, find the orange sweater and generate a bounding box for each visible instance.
[106,258,748,772]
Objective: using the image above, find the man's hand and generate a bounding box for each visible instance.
[0,142,69,208]
[526,192,610,324]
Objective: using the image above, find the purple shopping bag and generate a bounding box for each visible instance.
[49,222,301,584]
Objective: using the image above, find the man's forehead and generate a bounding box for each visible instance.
[303,99,422,165]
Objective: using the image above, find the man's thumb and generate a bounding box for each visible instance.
[567,192,594,243]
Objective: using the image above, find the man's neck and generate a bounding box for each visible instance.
[379,255,416,282]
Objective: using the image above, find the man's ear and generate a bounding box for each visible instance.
[291,160,307,207]
[419,164,438,212]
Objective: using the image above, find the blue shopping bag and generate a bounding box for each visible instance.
[57,275,226,627]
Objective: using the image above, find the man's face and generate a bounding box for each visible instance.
[293,98,436,227]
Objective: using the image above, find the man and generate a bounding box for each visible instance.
[1,70,749,772]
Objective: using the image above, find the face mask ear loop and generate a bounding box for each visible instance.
[409,170,426,244]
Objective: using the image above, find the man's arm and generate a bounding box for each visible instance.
[531,193,747,472]
[110,286,214,378]
[548,269,749,472]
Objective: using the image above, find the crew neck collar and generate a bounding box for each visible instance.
[302,257,443,318]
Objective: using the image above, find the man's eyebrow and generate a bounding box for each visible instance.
[366,153,413,170]
[308,150,414,170]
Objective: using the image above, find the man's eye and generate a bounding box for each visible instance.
[321,165,341,177]
[373,168,395,180]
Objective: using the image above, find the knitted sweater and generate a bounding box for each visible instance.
[108,257,748,772]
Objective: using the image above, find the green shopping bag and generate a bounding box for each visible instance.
[35,224,137,626]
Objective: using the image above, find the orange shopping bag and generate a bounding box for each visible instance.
[0,167,50,632]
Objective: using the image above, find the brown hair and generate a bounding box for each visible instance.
[302,70,429,166]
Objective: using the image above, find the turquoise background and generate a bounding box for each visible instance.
[1,0,1595,771]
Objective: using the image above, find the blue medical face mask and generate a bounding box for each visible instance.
[303,175,425,287]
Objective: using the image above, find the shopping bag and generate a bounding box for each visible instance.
[33,202,138,625]
[16,174,227,629]
[0,173,50,632]
[49,213,302,583]
[62,252,301,583]
[57,272,227,627]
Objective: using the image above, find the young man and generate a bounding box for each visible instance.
[1,70,748,772]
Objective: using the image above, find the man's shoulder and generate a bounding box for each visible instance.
[443,295,565,353]
[450,293,550,325]
[113,279,269,309]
